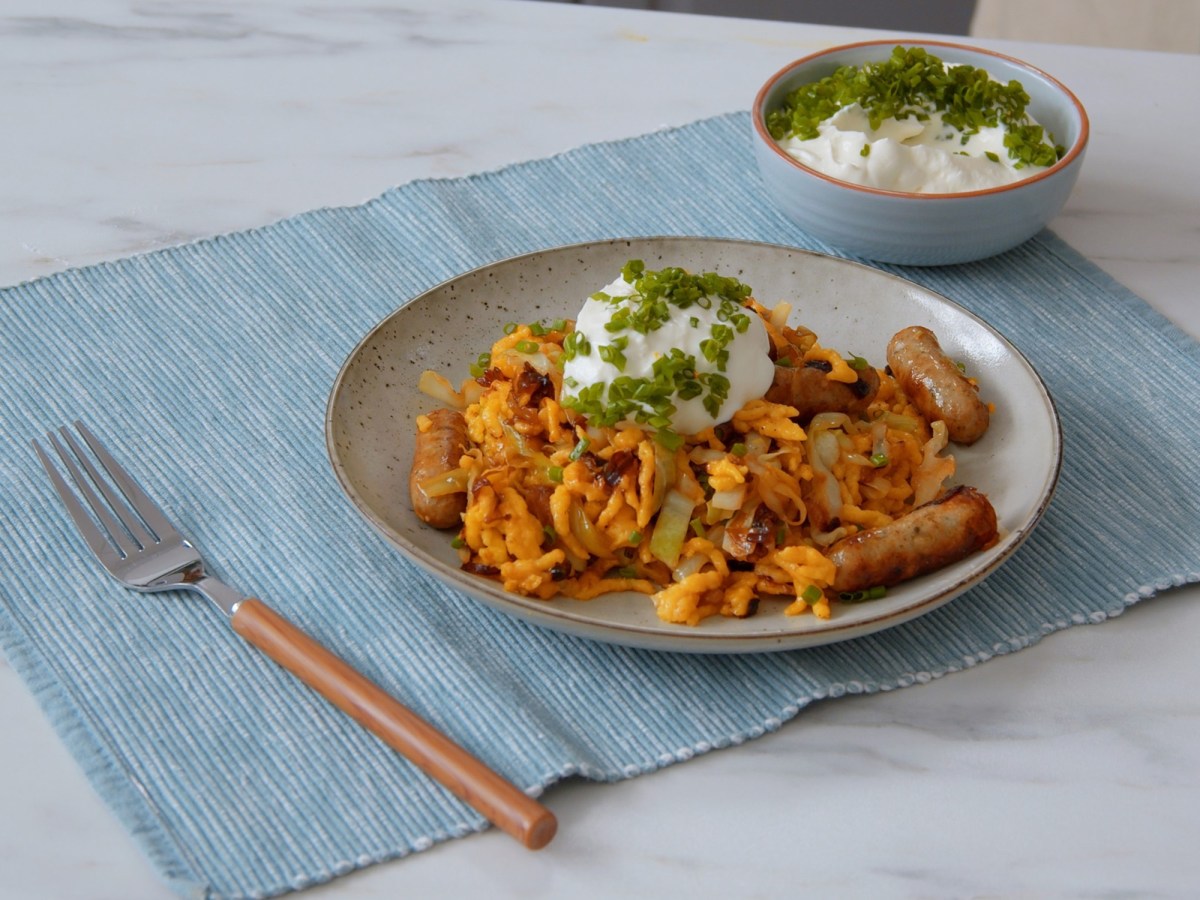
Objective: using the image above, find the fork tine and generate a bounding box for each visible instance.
[71,421,181,545]
[33,436,125,570]
[56,426,155,557]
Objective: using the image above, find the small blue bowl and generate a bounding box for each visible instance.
[752,40,1089,266]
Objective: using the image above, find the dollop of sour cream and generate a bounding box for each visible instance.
[778,102,1052,193]
[561,266,775,437]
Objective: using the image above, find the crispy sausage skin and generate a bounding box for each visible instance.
[887,326,989,444]
[764,361,880,421]
[828,485,998,593]
[409,408,469,529]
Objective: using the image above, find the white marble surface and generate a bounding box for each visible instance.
[2,2,1198,898]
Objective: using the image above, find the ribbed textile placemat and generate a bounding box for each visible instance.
[1,111,1197,899]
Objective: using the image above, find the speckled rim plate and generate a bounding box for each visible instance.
[326,237,1061,654]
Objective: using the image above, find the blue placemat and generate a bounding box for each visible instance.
[1,112,1197,900]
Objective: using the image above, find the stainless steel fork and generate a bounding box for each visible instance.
[34,421,556,850]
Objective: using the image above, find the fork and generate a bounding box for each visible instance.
[34,421,557,850]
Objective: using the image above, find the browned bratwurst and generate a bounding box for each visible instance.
[764,360,880,421]
[827,485,998,593]
[886,326,989,444]
[409,408,469,529]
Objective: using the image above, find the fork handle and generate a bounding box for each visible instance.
[230,598,557,850]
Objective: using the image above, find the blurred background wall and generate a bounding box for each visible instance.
[533,0,977,31]
[529,0,1200,53]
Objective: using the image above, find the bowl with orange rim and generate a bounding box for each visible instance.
[751,40,1089,266]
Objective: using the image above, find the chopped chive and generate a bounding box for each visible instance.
[655,429,684,451]
[547,466,564,483]
[730,442,748,457]
[514,340,539,354]
[598,343,627,371]
[562,331,591,361]
[568,437,591,461]
[839,585,888,602]
[503,322,518,335]
[469,350,491,377]
[801,584,823,603]
[870,453,889,467]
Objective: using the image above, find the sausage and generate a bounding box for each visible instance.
[409,408,469,529]
[886,326,989,444]
[827,485,998,592]
[764,360,880,421]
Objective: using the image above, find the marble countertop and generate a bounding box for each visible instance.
[2,2,1197,898]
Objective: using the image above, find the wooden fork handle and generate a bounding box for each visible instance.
[230,598,557,850]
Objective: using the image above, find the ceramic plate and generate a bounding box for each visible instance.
[326,237,1061,653]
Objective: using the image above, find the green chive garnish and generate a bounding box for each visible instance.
[839,585,888,602]
[469,351,491,377]
[766,45,1064,169]
[560,261,757,438]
